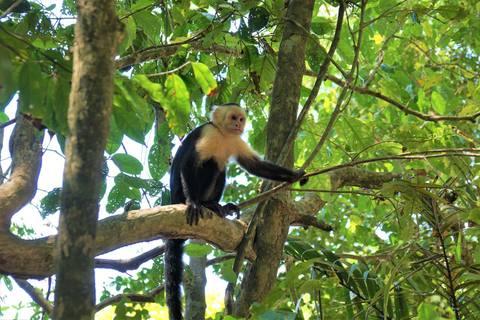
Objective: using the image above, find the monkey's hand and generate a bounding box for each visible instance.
[223,203,241,219]
[296,170,309,186]
[185,201,204,226]
[203,202,241,219]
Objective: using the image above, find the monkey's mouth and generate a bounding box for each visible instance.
[231,129,242,135]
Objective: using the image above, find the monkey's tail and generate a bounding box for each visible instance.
[165,239,185,320]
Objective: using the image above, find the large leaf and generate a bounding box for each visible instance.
[111,153,143,175]
[191,62,218,97]
[19,59,47,118]
[164,74,190,136]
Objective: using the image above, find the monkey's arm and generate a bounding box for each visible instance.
[236,154,308,186]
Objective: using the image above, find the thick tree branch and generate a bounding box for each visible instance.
[0,205,250,279]
[1,190,327,279]
[115,40,240,70]
[0,115,42,230]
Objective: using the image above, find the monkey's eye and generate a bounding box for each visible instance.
[231,115,237,120]
[240,118,244,122]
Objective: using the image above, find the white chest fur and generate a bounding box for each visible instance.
[195,125,239,169]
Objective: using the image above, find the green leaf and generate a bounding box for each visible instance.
[297,279,323,295]
[468,207,480,224]
[106,117,123,154]
[431,91,446,114]
[191,62,218,97]
[133,75,165,103]
[220,267,238,283]
[148,134,171,180]
[0,46,16,110]
[40,188,62,218]
[311,18,335,36]
[341,116,374,153]
[2,276,13,291]
[112,154,143,175]
[116,173,152,192]
[238,19,254,43]
[456,231,462,262]
[44,75,70,135]
[436,5,468,20]
[250,55,275,92]
[106,185,126,213]
[248,7,269,32]
[164,74,190,136]
[114,174,142,201]
[417,302,441,320]
[306,38,326,74]
[19,60,47,118]
[184,243,213,257]
[0,112,9,123]
[113,94,146,144]
[117,79,152,124]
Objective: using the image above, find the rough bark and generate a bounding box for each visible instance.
[0,115,43,231]
[1,205,250,279]
[234,0,316,316]
[53,1,125,319]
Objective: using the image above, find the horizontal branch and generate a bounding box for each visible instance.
[115,40,240,70]
[305,70,480,123]
[95,285,165,312]
[1,204,249,279]
[2,191,322,279]
[305,152,480,180]
[95,245,165,272]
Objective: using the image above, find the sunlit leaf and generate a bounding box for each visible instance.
[184,243,213,257]
[164,74,190,136]
[191,62,218,97]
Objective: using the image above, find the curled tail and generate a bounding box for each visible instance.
[165,239,185,320]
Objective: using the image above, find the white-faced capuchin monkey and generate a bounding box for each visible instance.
[165,102,308,320]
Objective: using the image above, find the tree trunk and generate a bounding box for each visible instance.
[234,0,315,316]
[185,239,207,320]
[53,1,124,319]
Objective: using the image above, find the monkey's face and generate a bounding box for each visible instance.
[224,111,245,135]
[212,104,247,136]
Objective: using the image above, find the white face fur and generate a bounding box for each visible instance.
[213,105,246,136]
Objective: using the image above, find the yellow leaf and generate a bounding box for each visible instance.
[373,34,384,44]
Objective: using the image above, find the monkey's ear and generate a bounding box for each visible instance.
[211,105,225,124]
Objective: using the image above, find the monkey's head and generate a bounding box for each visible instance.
[212,103,246,136]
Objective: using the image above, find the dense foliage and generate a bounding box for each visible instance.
[1,0,480,319]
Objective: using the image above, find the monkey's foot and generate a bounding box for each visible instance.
[203,202,240,219]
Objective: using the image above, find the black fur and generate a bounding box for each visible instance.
[165,118,308,319]
[166,123,239,320]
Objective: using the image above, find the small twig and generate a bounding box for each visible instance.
[146,61,192,77]
[239,151,480,210]
[0,0,23,19]
[94,285,165,312]
[0,116,18,130]
[95,245,165,272]
[14,278,54,316]
[310,72,480,123]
